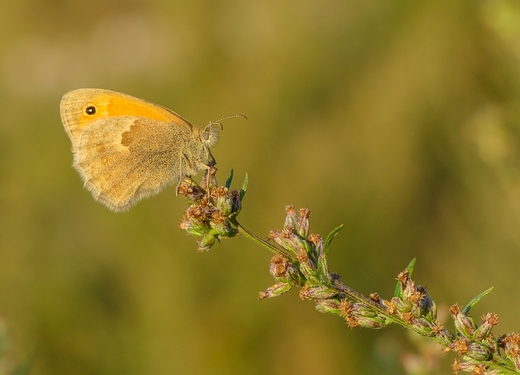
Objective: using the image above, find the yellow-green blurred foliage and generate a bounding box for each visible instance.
[1,0,520,374]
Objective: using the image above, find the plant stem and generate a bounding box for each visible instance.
[230,218,295,260]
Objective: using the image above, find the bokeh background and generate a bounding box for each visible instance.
[1,1,520,374]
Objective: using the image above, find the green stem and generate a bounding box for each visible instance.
[229,218,295,260]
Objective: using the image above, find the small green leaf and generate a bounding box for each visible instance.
[406,258,416,277]
[462,287,494,314]
[225,169,234,189]
[394,258,416,297]
[323,224,344,254]
[393,283,401,298]
[240,173,248,201]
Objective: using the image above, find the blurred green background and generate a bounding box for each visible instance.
[1,0,520,374]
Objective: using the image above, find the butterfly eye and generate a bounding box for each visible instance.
[85,106,96,115]
[201,124,220,148]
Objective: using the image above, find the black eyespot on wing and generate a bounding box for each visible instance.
[85,106,96,115]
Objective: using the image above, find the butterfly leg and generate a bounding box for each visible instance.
[175,151,218,197]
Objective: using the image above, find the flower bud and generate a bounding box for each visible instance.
[465,341,493,361]
[498,333,520,370]
[299,285,336,300]
[198,232,217,251]
[315,298,342,315]
[230,190,241,213]
[296,208,311,238]
[258,282,293,300]
[450,304,476,338]
[283,205,297,230]
[474,313,499,341]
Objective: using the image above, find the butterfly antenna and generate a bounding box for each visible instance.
[208,114,248,130]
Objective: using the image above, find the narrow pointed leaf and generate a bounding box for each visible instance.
[225,169,234,189]
[240,173,248,201]
[323,224,344,254]
[406,258,416,277]
[394,258,416,297]
[462,287,494,314]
